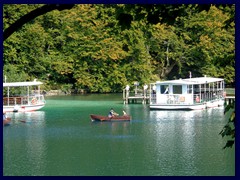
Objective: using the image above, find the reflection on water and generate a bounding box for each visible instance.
[3,95,235,176]
[3,111,46,175]
[148,110,200,175]
[146,107,233,176]
[92,121,133,140]
[7,111,46,125]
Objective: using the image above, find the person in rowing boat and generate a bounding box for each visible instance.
[3,111,11,125]
[108,108,119,118]
[122,110,128,116]
[3,112,7,121]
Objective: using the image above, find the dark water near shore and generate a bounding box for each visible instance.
[3,94,235,176]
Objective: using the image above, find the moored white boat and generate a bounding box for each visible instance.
[149,76,225,110]
[3,80,46,112]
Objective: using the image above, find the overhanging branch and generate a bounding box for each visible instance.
[4,4,75,41]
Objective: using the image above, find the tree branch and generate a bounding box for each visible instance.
[4,4,75,41]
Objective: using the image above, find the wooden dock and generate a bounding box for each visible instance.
[224,96,235,105]
[123,89,150,104]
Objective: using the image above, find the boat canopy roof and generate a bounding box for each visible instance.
[156,77,224,85]
[3,81,43,87]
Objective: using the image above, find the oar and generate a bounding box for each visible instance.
[19,120,26,123]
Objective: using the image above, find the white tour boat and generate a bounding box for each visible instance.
[149,76,225,110]
[3,80,46,112]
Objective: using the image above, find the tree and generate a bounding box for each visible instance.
[176,5,235,83]
[149,23,186,80]
[3,4,235,93]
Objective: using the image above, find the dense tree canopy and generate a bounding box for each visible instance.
[3,4,235,93]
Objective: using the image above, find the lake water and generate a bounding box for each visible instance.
[3,94,235,176]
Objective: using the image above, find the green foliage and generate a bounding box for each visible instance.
[219,100,235,149]
[176,5,235,81]
[149,23,185,79]
[3,64,30,96]
[3,4,42,29]
[3,4,235,93]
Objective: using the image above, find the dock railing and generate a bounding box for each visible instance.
[123,88,150,104]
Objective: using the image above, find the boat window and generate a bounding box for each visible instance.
[173,85,182,94]
[160,85,169,94]
[187,85,193,94]
[193,85,199,93]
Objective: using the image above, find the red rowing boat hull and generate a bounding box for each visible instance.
[90,114,131,121]
[3,118,11,126]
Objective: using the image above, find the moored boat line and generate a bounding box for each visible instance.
[123,76,233,110]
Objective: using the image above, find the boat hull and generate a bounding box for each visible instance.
[150,100,224,110]
[150,104,206,110]
[90,114,131,121]
[3,103,45,112]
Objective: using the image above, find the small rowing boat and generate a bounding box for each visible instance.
[90,114,131,121]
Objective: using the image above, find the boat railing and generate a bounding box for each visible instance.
[194,90,225,104]
[3,94,45,106]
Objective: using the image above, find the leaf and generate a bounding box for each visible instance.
[223,140,234,149]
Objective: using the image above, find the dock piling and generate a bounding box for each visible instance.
[123,85,149,104]
[224,96,235,105]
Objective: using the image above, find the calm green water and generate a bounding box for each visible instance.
[3,94,235,176]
